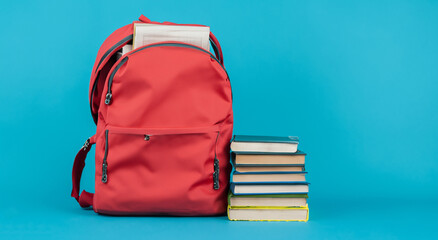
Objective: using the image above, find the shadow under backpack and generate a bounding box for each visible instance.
[71,15,233,215]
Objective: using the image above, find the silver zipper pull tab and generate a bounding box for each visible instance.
[82,138,90,151]
[213,131,220,190]
[102,163,108,183]
[213,158,220,190]
[105,93,112,105]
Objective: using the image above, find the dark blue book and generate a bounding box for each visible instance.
[230,135,299,153]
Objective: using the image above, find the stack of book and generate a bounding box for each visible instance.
[227,135,309,222]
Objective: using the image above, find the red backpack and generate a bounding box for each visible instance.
[71,15,233,215]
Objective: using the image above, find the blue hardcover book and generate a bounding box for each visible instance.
[230,135,299,153]
[230,182,309,195]
[231,170,307,183]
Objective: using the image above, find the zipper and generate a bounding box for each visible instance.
[213,131,220,190]
[95,35,133,74]
[104,42,229,105]
[90,35,133,121]
[108,125,219,135]
[101,130,109,183]
[209,39,221,65]
[105,57,129,104]
[100,125,221,189]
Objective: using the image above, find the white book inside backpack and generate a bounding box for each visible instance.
[133,23,210,51]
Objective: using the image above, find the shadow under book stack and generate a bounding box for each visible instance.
[227,135,309,222]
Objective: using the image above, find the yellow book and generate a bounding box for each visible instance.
[227,204,309,222]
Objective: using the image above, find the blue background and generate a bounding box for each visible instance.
[1,0,437,239]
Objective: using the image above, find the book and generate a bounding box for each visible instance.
[231,171,307,183]
[228,205,309,222]
[235,165,304,172]
[116,44,133,60]
[230,183,309,195]
[228,192,308,207]
[122,44,132,54]
[231,135,299,153]
[133,23,210,51]
[232,151,306,165]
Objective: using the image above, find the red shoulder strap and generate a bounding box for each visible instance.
[71,135,96,208]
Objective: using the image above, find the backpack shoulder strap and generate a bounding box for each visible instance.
[71,135,96,208]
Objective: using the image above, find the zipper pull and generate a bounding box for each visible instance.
[213,158,220,190]
[82,138,90,151]
[144,135,150,141]
[102,130,109,183]
[105,93,112,105]
[102,163,108,183]
[213,131,220,190]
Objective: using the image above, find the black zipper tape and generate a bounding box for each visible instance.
[95,35,133,73]
[102,130,109,183]
[90,35,133,122]
[213,131,220,190]
[105,42,230,105]
[105,57,129,105]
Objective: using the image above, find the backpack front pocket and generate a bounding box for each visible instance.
[94,125,223,215]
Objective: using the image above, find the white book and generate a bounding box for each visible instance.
[122,44,132,54]
[117,44,133,60]
[133,23,210,51]
[232,184,309,194]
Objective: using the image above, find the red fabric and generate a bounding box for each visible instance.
[90,56,118,123]
[90,16,225,120]
[78,191,94,208]
[76,15,233,216]
[209,33,224,65]
[138,14,151,23]
[71,135,96,208]
[88,25,133,109]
